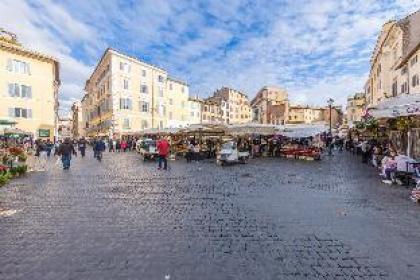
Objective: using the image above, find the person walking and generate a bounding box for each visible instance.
[94,138,106,161]
[78,137,87,157]
[35,140,48,171]
[57,138,77,170]
[45,139,53,157]
[157,137,170,170]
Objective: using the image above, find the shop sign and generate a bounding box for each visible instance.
[39,129,50,137]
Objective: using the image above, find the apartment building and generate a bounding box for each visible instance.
[187,96,202,125]
[0,29,60,140]
[166,77,189,128]
[202,98,223,125]
[366,10,420,106]
[346,92,366,123]
[70,100,84,138]
[202,87,251,125]
[288,106,323,124]
[251,86,289,125]
[83,48,189,137]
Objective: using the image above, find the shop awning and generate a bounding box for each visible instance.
[368,94,420,118]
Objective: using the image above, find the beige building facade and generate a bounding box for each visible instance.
[201,87,251,125]
[288,106,323,124]
[366,10,420,106]
[83,48,190,137]
[187,96,202,125]
[0,29,60,140]
[346,92,366,123]
[251,86,289,125]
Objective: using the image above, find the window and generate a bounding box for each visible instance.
[119,98,132,110]
[412,74,419,87]
[141,120,148,129]
[123,79,129,90]
[140,84,148,94]
[169,98,173,105]
[7,59,30,74]
[8,108,32,118]
[169,83,173,90]
[377,64,381,76]
[120,62,131,73]
[158,75,164,83]
[411,55,418,66]
[142,69,146,77]
[158,104,166,116]
[140,101,149,112]
[8,83,32,98]
[123,118,130,129]
[401,66,408,75]
[401,82,408,94]
[159,121,164,129]
[181,86,185,93]
[159,87,164,97]
[392,80,398,97]
[190,112,194,117]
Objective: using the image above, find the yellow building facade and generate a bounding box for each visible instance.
[346,93,366,123]
[83,48,190,137]
[366,10,420,106]
[0,29,60,140]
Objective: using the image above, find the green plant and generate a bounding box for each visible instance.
[16,165,27,175]
[0,172,11,186]
[9,167,18,177]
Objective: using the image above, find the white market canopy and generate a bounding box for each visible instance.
[368,94,420,119]
[276,123,328,138]
[225,123,279,135]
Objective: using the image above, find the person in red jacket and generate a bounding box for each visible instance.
[156,136,170,170]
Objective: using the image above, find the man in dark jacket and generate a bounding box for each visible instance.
[57,138,76,169]
[78,137,87,157]
[94,138,106,161]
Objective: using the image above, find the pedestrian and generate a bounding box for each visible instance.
[108,138,114,152]
[45,139,53,157]
[157,136,170,170]
[116,140,121,152]
[78,137,87,157]
[35,140,48,171]
[121,139,128,152]
[94,138,106,161]
[186,141,194,163]
[57,138,77,170]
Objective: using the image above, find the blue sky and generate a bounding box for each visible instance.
[1,0,419,114]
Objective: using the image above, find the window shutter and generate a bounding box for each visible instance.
[27,86,32,98]
[27,109,32,118]
[8,108,14,117]
[8,83,14,97]
[7,59,12,71]
[128,99,132,109]
[27,63,31,75]
[119,98,122,109]
[14,83,20,97]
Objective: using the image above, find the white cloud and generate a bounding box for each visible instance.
[0,0,418,112]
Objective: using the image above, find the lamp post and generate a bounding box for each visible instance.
[327,98,334,156]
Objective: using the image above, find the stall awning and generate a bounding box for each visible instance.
[368,94,420,118]
[276,123,328,138]
[225,123,279,136]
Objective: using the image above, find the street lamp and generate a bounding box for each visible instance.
[327,98,334,156]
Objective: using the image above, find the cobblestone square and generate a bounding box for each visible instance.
[1,152,420,280]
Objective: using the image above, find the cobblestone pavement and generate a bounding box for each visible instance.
[1,151,419,280]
